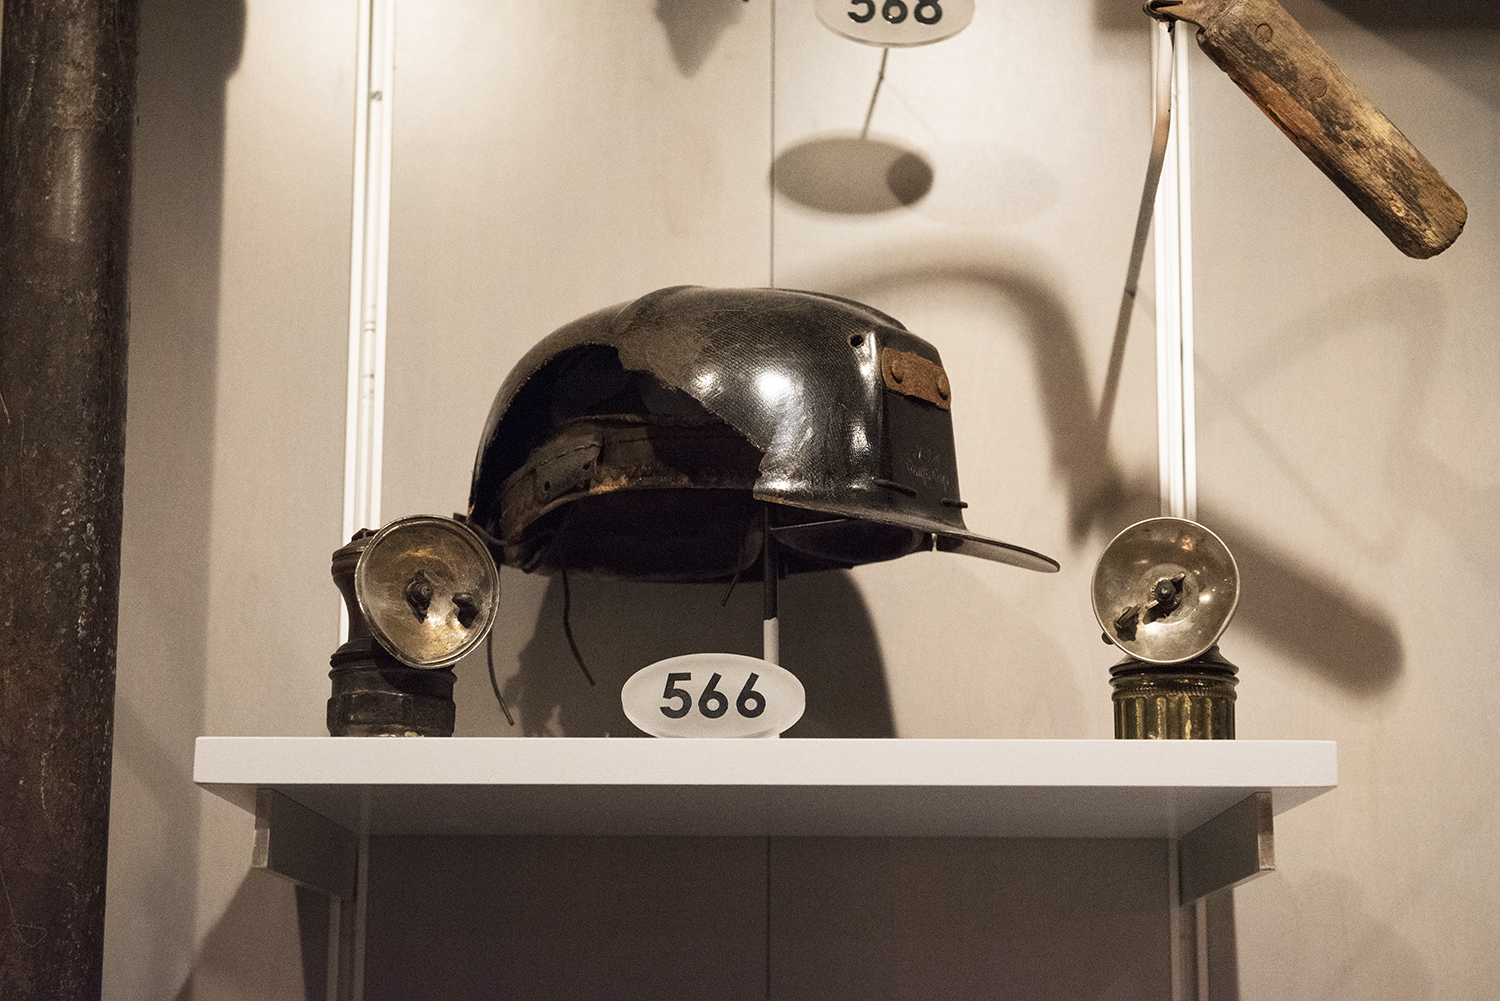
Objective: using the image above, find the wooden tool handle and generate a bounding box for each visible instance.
[1153,0,1466,258]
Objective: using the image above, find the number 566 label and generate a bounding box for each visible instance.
[815,0,974,47]
[621,653,805,738]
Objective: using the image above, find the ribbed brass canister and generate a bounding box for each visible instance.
[1110,647,1237,739]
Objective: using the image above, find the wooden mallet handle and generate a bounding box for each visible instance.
[1150,0,1466,258]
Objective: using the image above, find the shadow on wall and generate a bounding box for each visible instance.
[169,872,315,1001]
[105,0,243,997]
[821,243,1403,695]
[828,248,1156,545]
[773,135,936,214]
[654,0,748,77]
[1199,274,1488,568]
[1201,508,1404,696]
[505,569,896,738]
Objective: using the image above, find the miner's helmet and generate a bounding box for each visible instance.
[467,285,1058,581]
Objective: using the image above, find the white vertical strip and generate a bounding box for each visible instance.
[1153,23,1202,1001]
[1152,19,1200,996]
[768,0,777,288]
[370,0,396,526]
[1158,26,1182,522]
[1156,38,1181,994]
[1154,25,1194,522]
[1173,34,1197,523]
[338,4,395,991]
[343,0,396,546]
[341,1,372,550]
[341,0,396,645]
[1176,48,1203,999]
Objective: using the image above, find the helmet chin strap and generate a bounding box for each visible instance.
[560,567,596,687]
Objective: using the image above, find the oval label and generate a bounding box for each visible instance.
[815,0,974,47]
[622,654,806,738]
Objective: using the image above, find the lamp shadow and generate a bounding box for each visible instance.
[1197,508,1404,695]
[820,242,1404,696]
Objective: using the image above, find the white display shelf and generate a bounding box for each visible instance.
[195,737,1336,839]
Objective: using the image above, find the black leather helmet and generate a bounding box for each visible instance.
[468,286,1057,581]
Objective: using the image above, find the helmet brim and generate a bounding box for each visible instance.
[772,514,1059,573]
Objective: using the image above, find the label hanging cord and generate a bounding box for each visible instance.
[861,47,890,138]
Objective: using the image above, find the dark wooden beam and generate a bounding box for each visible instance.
[0,2,139,997]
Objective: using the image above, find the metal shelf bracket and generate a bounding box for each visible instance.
[1178,790,1274,903]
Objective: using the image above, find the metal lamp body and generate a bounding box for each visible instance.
[1093,518,1242,740]
[326,516,499,737]
[327,532,457,737]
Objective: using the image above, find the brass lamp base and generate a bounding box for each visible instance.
[1110,646,1237,739]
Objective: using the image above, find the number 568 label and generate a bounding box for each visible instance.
[621,653,805,738]
[815,0,974,47]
